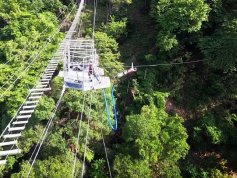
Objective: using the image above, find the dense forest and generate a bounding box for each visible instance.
[0,0,236,177]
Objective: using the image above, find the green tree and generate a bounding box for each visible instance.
[30,96,55,126]
[115,92,189,177]
[95,31,124,77]
[101,16,127,40]
[198,19,237,71]
[151,0,210,51]
[153,0,210,33]
[89,159,108,178]
[113,155,151,178]
[18,125,45,153]
[156,31,178,51]
[51,76,64,100]
[12,153,81,178]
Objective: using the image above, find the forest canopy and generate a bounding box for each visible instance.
[0,0,237,177]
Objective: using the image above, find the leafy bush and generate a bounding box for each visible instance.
[101,17,127,40]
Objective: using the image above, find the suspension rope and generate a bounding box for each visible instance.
[100,127,112,178]
[0,4,78,98]
[81,91,93,177]
[102,86,118,131]
[72,93,86,178]
[23,87,66,178]
[92,0,97,40]
[79,0,98,174]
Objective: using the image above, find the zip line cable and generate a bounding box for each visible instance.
[76,1,97,176]
[92,0,97,40]
[103,59,209,70]
[72,93,86,178]
[71,4,87,177]
[100,127,112,178]
[24,87,66,178]
[80,1,98,167]
[122,59,209,68]
[0,4,78,98]
[81,91,93,177]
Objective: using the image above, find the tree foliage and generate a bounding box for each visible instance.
[113,155,151,178]
[95,31,124,76]
[12,153,81,178]
[152,0,210,33]
[151,0,210,51]
[1,0,237,177]
[114,92,189,177]
[198,19,237,71]
[101,16,127,40]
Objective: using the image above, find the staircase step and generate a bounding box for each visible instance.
[3,133,21,139]
[41,76,52,79]
[12,121,28,125]
[0,140,17,147]
[44,71,54,75]
[16,115,31,119]
[8,126,25,132]
[30,92,43,96]
[43,74,53,76]
[25,100,39,104]
[40,79,51,82]
[46,67,56,70]
[47,66,57,68]
[0,149,21,156]
[45,69,55,72]
[0,160,7,165]
[49,62,59,64]
[19,110,34,114]
[48,65,58,67]
[23,105,37,109]
[36,84,48,88]
[39,82,49,85]
[29,96,41,100]
[30,88,51,92]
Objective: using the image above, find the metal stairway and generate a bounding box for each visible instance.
[0,0,85,165]
[0,52,62,165]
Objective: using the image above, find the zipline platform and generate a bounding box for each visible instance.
[63,39,111,91]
